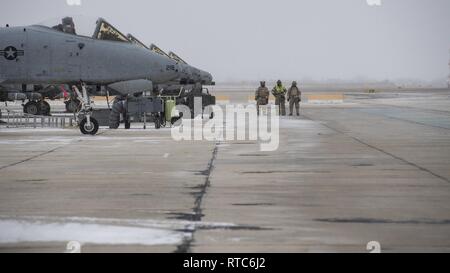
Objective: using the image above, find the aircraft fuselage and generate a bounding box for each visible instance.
[0,25,179,86]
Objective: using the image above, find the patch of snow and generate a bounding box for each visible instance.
[0,216,237,246]
[0,218,183,246]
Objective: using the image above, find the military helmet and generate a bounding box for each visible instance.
[292,81,297,86]
[277,80,282,85]
[62,17,74,26]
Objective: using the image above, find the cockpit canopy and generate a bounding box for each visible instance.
[92,18,130,42]
[168,52,188,65]
[40,16,131,43]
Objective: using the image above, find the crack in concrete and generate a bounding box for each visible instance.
[316,217,450,225]
[175,143,219,253]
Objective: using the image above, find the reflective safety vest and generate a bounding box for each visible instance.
[273,85,286,95]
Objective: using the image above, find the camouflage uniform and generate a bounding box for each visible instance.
[287,82,301,116]
[255,82,270,115]
[272,80,287,116]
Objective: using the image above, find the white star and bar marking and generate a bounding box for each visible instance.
[0,46,25,60]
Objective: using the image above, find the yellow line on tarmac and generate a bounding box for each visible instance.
[306,94,344,101]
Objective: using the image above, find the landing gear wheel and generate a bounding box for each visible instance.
[23,101,40,115]
[40,101,51,116]
[66,99,81,113]
[79,117,99,135]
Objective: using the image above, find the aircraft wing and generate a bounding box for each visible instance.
[150,44,170,58]
[168,51,188,64]
[127,34,149,49]
[93,18,130,43]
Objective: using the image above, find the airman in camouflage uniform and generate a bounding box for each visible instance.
[287,81,301,116]
[255,81,270,115]
[272,80,287,116]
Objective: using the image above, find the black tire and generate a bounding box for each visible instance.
[23,101,40,115]
[79,117,99,135]
[40,101,51,116]
[65,99,81,113]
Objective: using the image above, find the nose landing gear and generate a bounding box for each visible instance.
[79,117,99,135]
[72,84,99,135]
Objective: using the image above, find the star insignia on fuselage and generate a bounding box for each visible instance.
[0,46,25,61]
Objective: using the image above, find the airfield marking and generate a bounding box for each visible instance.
[0,131,107,171]
[0,146,64,171]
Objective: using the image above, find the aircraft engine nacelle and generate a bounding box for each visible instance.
[107,79,154,96]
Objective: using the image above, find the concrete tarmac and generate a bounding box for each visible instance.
[0,88,449,252]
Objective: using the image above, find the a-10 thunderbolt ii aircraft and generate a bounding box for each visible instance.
[126,33,214,87]
[0,17,180,134]
[125,34,216,120]
[151,46,216,118]
[168,51,214,86]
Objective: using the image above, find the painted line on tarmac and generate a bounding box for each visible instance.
[302,112,450,185]
[0,131,107,171]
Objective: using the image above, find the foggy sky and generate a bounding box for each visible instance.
[1,0,449,83]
